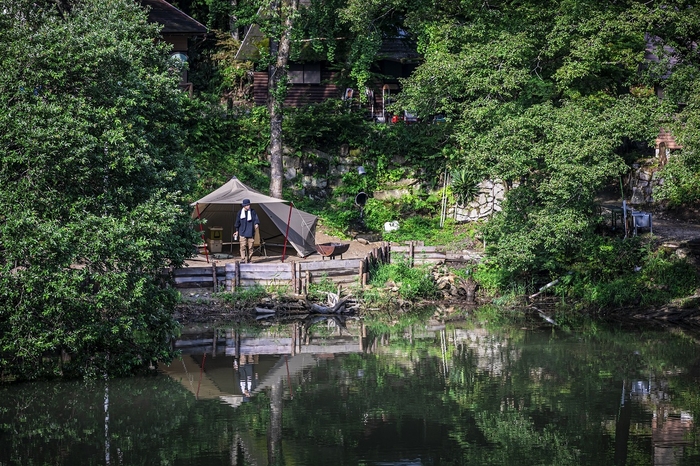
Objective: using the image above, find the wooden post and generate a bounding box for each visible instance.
[235,261,241,288]
[409,241,415,267]
[290,261,297,294]
[212,328,217,357]
[305,271,311,295]
[296,262,302,294]
[362,258,369,287]
[211,262,218,293]
[359,260,365,288]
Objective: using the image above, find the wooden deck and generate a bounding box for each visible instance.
[170,242,482,291]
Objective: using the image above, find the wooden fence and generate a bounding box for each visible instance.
[171,242,482,291]
[391,242,483,266]
[172,243,391,292]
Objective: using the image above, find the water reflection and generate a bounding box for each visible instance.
[1,317,700,465]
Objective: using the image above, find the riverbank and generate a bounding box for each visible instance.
[174,207,700,326]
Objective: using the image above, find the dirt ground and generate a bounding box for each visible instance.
[595,186,700,243]
[184,225,379,268]
[647,208,700,243]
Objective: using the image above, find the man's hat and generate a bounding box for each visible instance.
[242,198,251,206]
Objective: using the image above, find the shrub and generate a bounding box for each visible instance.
[368,260,438,301]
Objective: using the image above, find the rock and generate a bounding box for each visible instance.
[437,277,451,290]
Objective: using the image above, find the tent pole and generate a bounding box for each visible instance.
[195,203,209,264]
[281,202,293,262]
[231,204,235,254]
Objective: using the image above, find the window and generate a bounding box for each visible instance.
[288,63,321,84]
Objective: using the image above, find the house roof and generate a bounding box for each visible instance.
[139,0,207,35]
[377,38,422,63]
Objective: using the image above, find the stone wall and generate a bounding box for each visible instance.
[452,180,507,222]
[628,159,662,206]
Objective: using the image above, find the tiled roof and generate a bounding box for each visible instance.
[139,0,207,34]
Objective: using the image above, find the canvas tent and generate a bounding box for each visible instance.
[191,177,318,257]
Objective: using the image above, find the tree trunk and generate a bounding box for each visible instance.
[267,0,298,199]
[230,0,238,40]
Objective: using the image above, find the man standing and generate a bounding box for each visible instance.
[234,198,259,263]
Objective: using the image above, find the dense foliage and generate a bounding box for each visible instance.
[395,1,669,279]
[0,0,197,379]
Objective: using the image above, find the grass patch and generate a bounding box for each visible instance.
[567,247,700,309]
[366,259,438,302]
[217,285,269,307]
[307,274,339,302]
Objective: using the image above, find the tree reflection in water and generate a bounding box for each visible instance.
[1,315,700,465]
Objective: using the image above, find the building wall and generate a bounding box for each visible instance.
[253,71,342,107]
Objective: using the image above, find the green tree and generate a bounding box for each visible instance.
[0,0,197,379]
[647,3,700,206]
[397,1,676,278]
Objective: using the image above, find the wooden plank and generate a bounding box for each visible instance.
[174,276,213,284]
[239,263,292,273]
[171,267,226,277]
[238,279,294,287]
[239,270,293,281]
[240,337,294,346]
[299,259,361,272]
[393,252,447,260]
[304,270,357,278]
[299,270,359,279]
[174,267,217,277]
[173,260,362,289]
[391,246,441,253]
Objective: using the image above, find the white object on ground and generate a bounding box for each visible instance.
[384,221,400,232]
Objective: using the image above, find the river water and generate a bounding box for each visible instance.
[1,315,699,465]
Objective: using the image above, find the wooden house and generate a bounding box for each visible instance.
[236,4,421,120]
[139,0,208,94]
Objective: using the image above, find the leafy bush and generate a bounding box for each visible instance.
[654,152,700,207]
[368,260,438,301]
[451,168,481,206]
[307,274,338,302]
[566,246,699,309]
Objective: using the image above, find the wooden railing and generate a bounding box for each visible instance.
[172,243,390,292]
[170,242,481,292]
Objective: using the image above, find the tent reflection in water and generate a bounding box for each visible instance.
[191,177,318,258]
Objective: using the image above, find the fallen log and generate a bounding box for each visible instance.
[309,296,349,314]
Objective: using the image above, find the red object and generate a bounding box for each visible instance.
[391,115,399,124]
